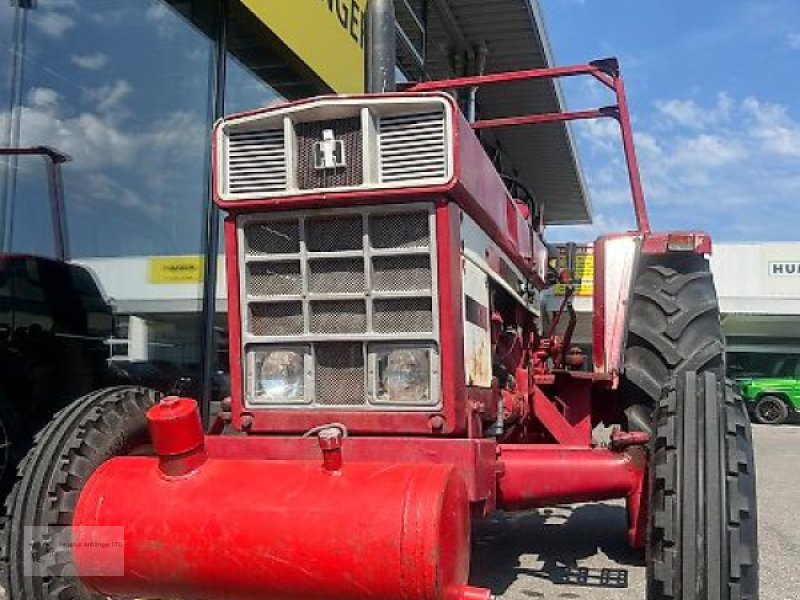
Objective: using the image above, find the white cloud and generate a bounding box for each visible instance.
[15,106,136,169]
[81,173,163,220]
[669,134,745,168]
[656,93,733,130]
[656,98,706,128]
[30,11,75,38]
[567,92,800,241]
[742,96,800,158]
[83,80,132,113]
[787,32,800,50]
[145,4,176,37]
[27,87,61,110]
[70,52,109,71]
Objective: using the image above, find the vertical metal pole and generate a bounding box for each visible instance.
[366,0,396,93]
[614,74,651,234]
[45,156,70,261]
[198,0,227,428]
[0,5,29,252]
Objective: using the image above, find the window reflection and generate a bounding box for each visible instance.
[0,0,324,412]
[9,0,214,258]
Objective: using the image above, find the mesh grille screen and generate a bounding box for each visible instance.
[373,298,433,333]
[315,343,365,405]
[370,212,429,249]
[306,215,362,252]
[245,221,299,255]
[248,262,302,296]
[296,118,363,190]
[250,302,303,336]
[241,207,437,407]
[373,255,431,291]
[309,258,365,294]
[310,300,367,334]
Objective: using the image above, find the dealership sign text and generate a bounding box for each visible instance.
[768,261,800,276]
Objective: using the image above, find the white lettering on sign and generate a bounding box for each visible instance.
[768,261,800,276]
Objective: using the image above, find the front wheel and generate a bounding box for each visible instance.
[1,386,161,600]
[647,371,758,600]
[752,395,789,425]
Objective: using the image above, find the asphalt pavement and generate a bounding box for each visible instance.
[470,423,800,600]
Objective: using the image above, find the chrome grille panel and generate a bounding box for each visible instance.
[239,204,439,409]
[226,129,286,195]
[378,110,447,183]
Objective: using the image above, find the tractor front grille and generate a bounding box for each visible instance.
[239,204,439,409]
[217,98,451,200]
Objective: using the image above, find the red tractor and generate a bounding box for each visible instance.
[1,59,757,600]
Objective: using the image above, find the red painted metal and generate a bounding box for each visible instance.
[612,73,651,233]
[472,108,608,131]
[74,457,484,600]
[406,59,651,235]
[202,434,499,511]
[404,63,609,92]
[497,445,646,510]
[146,397,207,476]
[73,403,492,600]
[223,216,246,432]
[530,386,583,446]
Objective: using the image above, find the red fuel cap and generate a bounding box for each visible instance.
[147,396,205,457]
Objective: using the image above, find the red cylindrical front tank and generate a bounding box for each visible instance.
[72,455,483,600]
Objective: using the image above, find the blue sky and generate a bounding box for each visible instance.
[541,0,800,242]
[2,1,797,257]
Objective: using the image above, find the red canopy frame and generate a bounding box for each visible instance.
[405,58,651,234]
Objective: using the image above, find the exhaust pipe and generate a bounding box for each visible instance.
[366,0,396,93]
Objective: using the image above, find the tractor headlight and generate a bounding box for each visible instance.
[251,347,307,403]
[374,347,433,405]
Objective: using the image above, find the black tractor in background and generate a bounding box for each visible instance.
[0,148,119,492]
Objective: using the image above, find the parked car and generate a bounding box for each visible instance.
[737,355,800,425]
[0,254,119,491]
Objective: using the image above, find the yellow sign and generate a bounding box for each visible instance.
[148,257,204,284]
[554,245,595,297]
[240,0,368,93]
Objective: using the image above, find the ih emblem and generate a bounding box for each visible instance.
[313,129,346,170]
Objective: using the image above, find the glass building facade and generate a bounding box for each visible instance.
[0,1,327,400]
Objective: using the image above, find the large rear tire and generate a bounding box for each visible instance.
[647,371,758,600]
[0,386,161,600]
[622,254,725,433]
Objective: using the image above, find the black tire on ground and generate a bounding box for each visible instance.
[648,371,758,600]
[0,386,161,600]
[752,394,789,425]
[622,254,725,434]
